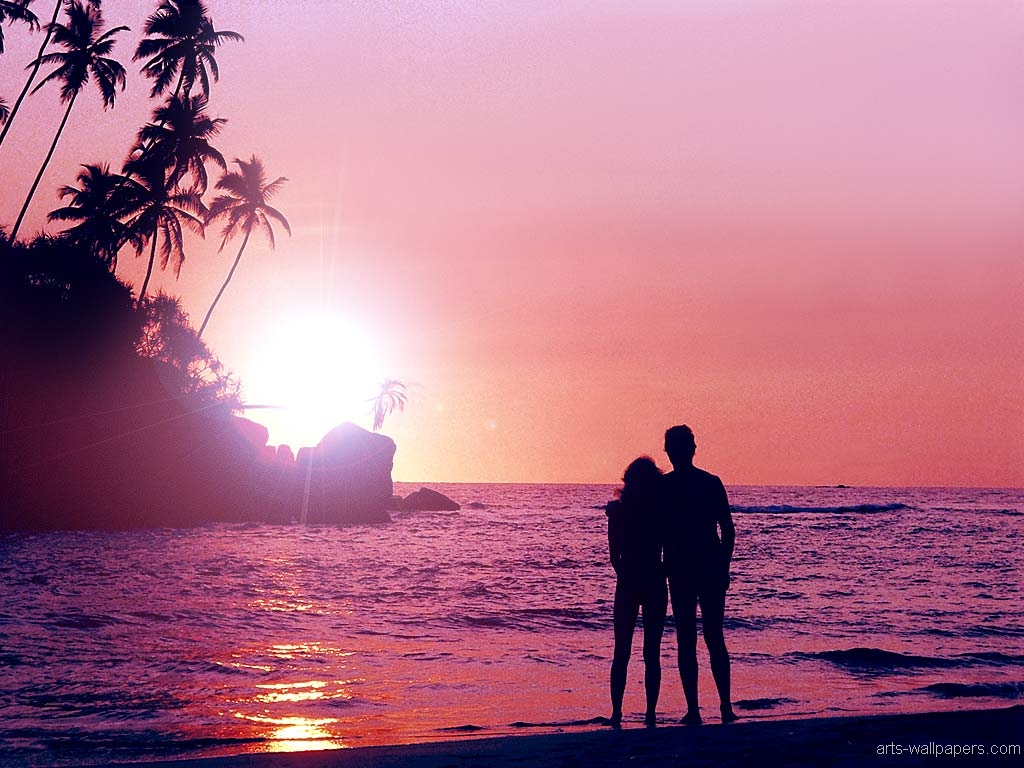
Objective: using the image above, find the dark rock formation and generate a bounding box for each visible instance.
[402,487,461,511]
[252,423,394,525]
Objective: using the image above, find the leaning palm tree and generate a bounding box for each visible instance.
[198,155,289,337]
[123,154,206,299]
[134,0,242,100]
[0,0,38,54]
[10,1,127,241]
[48,162,142,269]
[0,0,60,151]
[370,379,407,432]
[135,93,225,194]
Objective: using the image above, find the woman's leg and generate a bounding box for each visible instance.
[611,581,640,725]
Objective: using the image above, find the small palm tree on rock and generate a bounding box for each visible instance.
[370,379,407,432]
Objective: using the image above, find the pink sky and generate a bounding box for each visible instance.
[1,0,1021,485]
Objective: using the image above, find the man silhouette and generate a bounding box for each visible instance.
[662,425,737,724]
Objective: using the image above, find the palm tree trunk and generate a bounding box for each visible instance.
[0,0,63,151]
[10,92,76,241]
[139,229,159,300]
[198,227,250,338]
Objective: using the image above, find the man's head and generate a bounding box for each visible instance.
[664,424,696,469]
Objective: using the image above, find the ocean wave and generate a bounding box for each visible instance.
[734,503,910,514]
[45,612,130,630]
[510,717,608,728]
[957,652,1024,665]
[724,616,774,631]
[921,682,1024,700]
[963,624,1024,638]
[735,697,799,711]
[0,728,263,754]
[800,648,961,671]
[799,648,1024,673]
[450,606,607,633]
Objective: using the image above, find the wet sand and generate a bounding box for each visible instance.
[127,706,1023,767]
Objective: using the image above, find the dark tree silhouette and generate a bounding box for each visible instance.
[0,0,38,54]
[370,378,407,431]
[198,155,289,337]
[0,95,9,123]
[10,0,127,241]
[134,0,242,100]
[123,155,205,299]
[48,163,142,268]
[136,292,241,407]
[136,93,225,194]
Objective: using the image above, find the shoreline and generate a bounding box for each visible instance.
[120,706,1023,768]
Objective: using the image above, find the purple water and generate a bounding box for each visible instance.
[1,484,1022,765]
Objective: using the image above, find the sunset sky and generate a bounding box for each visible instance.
[1,0,1021,486]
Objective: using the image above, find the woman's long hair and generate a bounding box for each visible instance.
[617,456,662,506]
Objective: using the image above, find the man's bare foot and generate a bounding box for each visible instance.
[644,710,657,727]
[721,707,738,723]
[680,711,703,725]
[607,712,622,728]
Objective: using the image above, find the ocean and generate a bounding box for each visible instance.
[1,483,1022,765]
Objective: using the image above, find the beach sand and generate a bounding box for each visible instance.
[124,706,1023,768]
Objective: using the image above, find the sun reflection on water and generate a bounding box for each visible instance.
[236,713,346,752]
[216,642,367,752]
[251,679,359,704]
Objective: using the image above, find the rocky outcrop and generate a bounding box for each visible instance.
[250,423,395,525]
[1,388,394,529]
[401,487,461,511]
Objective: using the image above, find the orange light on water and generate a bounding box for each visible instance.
[235,713,347,752]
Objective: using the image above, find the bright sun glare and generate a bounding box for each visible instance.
[242,310,385,449]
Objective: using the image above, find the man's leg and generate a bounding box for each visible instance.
[669,578,701,723]
[699,588,736,721]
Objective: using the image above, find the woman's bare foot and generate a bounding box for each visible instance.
[644,710,657,727]
[720,706,738,723]
[607,711,622,728]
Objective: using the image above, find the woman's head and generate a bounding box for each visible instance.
[619,456,662,502]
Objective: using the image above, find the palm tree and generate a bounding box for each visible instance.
[136,93,225,194]
[48,162,141,268]
[0,0,62,151]
[370,379,407,431]
[10,1,127,241]
[198,155,289,338]
[134,0,242,100]
[0,0,38,54]
[123,154,206,299]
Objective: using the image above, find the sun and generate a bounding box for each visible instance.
[240,309,386,449]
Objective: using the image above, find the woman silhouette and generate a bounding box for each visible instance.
[605,456,667,726]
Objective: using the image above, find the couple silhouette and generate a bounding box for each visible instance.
[605,425,737,727]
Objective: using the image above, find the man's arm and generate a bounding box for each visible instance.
[716,478,735,585]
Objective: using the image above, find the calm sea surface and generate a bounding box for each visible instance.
[1,484,1022,765]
